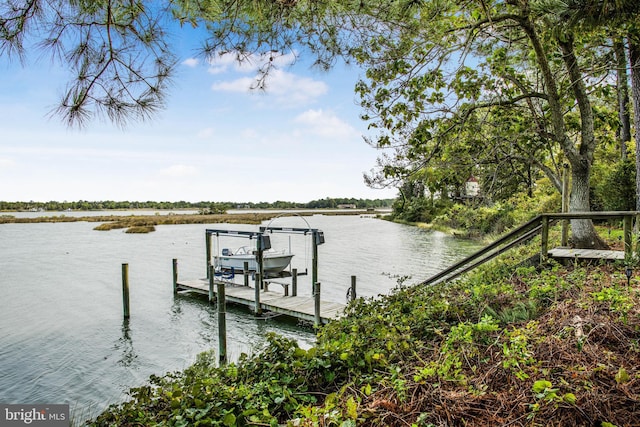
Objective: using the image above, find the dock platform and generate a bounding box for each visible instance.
[548,248,625,260]
[176,278,346,325]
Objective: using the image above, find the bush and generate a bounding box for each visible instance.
[432,202,516,235]
[594,160,636,211]
[391,197,451,223]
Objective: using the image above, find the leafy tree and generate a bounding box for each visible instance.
[3,0,637,247]
[547,0,640,209]
[351,0,636,247]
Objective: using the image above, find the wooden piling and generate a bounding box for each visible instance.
[350,275,357,301]
[216,280,227,365]
[254,273,262,315]
[172,258,178,295]
[292,268,298,297]
[540,216,549,261]
[312,237,319,295]
[624,214,633,260]
[243,262,249,286]
[314,282,321,327]
[208,266,215,303]
[205,232,212,278]
[122,263,130,319]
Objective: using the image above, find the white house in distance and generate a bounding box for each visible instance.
[465,176,480,198]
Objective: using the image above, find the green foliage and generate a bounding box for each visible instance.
[432,202,516,235]
[593,159,636,211]
[501,323,538,380]
[391,196,451,223]
[86,242,640,426]
[591,284,634,316]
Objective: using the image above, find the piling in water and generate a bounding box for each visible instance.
[292,268,298,297]
[217,280,227,365]
[254,273,262,315]
[122,263,130,319]
[350,275,357,301]
[314,282,321,327]
[172,259,178,295]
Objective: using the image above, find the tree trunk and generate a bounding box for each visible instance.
[629,37,640,211]
[615,39,631,160]
[569,161,607,248]
[558,36,606,249]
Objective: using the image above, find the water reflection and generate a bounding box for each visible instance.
[115,319,137,368]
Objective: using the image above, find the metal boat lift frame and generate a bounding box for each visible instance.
[205,226,324,290]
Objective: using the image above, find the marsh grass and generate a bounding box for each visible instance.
[125,225,156,233]
[1,211,369,232]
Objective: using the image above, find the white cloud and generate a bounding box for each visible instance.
[207,51,297,74]
[159,164,199,178]
[294,109,359,139]
[205,50,325,106]
[207,65,227,75]
[182,58,199,67]
[211,77,256,93]
[211,69,328,106]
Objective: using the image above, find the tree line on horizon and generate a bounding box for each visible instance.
[0,198,394,213]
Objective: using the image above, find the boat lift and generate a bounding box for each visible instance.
[260,225,325,288]
[205,226,325,291]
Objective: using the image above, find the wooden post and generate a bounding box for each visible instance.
[172,258,178,295]
[206,232,212,279]
[208,265,215,303]
[312,234,319,296]
[314,282,321,327]
[216,280,227,366]
[122,263,130,319]
[254,272,262,315]
[624,214,633,260]
[561,164,570,246]
[541,216,549,262]
[257,237,265,291]
[243,262,249,286]
[637,213,640,257]
[292,268,298,297]
[350,275,357,301]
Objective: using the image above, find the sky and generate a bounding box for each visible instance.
[0,25,398,204]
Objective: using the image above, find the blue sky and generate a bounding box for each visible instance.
[0,27,397,204]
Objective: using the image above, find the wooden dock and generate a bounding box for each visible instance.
[548,248,625,260]
[176,278,346,325]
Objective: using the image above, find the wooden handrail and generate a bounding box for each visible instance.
[420,211,638,287]
[420,215,543,286]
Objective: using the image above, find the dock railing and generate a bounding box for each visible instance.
[420,211,638,287]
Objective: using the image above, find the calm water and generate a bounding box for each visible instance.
[0,214,479,419]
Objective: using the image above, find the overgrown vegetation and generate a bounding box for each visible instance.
[86,234,640,426]
[392,178,563,237]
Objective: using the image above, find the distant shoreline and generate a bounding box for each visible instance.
[0,209,389,232]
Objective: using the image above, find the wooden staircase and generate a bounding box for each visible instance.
[420,211,637,287]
